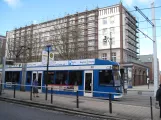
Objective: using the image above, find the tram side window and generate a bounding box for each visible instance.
[55,71,67,85]
[12,72,20,83]
[69,71,82,85]
[99,70,113,85]
[44,72,54,84]
[5,72,20,83]
[5,72,11,82]
[27,71,32,84]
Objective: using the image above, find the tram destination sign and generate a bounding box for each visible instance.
[112,65,119,70]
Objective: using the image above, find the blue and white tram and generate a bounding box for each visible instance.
[2,59,123,99]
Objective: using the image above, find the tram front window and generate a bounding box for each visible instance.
[99,70,113,85]
[113,71,121,86]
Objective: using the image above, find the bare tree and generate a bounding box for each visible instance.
[6,26,37,63]
[50,22,83,60]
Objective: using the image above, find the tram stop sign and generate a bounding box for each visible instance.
[45,45,52,52]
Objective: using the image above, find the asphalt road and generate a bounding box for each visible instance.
[114,91,155,107]
[0,101,99,120]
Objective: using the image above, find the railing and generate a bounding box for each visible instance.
[0,83,158,120]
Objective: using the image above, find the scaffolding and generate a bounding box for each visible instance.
[6,9,99,63]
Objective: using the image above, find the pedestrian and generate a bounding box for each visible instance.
[32,79,39,97]
[156,84,161,118]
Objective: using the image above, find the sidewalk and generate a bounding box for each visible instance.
[0,89,160,120]
[128,84,154,92]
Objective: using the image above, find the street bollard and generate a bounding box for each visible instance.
[150,97,153,120]
[51,88,53,104]
[45,87,48,100]
[76,91,79,108]
[30,86,32,101]
[0,84,2,96]
[109,93,112,114]
[13,84,16,98]
[148,81,150,89]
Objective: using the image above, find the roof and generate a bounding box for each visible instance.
[139,54,153,62]
[0,35,6,39]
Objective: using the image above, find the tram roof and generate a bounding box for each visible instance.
[5,59,119,68]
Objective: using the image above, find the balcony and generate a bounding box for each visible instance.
[127,41,139,49]
[127,48,139,54]
[126,35,139,43]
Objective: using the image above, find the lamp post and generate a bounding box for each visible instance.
[103,32,112,61]
[45,45,52,100]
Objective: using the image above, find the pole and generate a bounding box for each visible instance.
[110,32,112,61]
[45,46,50,100]
[51,87,53,104]
[150,97,153,120]
[109,93,112,114]
[151,2,158,97]
[2,57,6,90]
[13,84,16,98]
[76,91,79,108]
[30,86,32,100]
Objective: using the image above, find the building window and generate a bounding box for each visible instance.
[102,53,107,60]
[102,28,107,35]
[110,16,114,24]
[112,52,116,62]
[148,58,151,61]
[103,18,107,24]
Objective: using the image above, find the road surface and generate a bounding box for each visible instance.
[0,101,98,120]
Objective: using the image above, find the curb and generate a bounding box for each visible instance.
[0,96,130,120]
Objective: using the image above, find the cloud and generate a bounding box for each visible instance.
[3,0,21,8]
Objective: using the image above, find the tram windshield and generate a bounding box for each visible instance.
[113,71,121,86]
[99,70,113,85]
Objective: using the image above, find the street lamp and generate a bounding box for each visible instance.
[103,32,112,61]
[45,45,52,100]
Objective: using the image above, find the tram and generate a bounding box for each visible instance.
[1,59,123,99]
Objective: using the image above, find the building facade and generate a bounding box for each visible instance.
[6,3,147,86]
[139,54,160,84]
[0,35,6,64]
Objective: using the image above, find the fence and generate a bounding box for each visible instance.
[0,83,159,120]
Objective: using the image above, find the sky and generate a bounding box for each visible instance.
[0,0,161,68]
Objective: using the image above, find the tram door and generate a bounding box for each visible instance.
[32,71,43,93]
[84,70,93,97]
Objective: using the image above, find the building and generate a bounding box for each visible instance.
[0,35,6,64]
[5,2,147,86]
[160,71,161,83]
[139,54,160,84]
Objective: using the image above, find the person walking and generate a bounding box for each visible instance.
[32,79,39,97]
[156,84,161,118]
